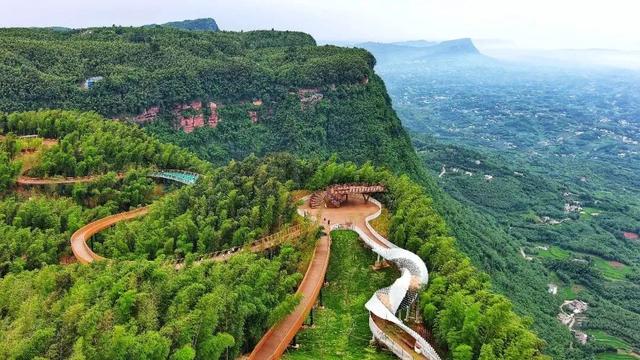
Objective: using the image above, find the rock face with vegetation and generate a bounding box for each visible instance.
[0,26,420,175]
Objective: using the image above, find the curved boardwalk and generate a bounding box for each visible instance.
[60,172,433,359]
[248,228,331,360]
[70,207,149,264]
[65,170,198,263]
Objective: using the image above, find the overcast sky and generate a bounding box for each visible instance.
[1,0,639,50]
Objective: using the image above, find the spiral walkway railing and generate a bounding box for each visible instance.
[358,197,440,360]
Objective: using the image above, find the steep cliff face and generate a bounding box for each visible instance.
[140,74,421,176]
[0,26,419,175]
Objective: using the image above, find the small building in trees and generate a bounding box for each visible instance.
[83,76,104,89]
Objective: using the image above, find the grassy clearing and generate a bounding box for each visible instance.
[283,230,396,360]
[595,352,638,360]
[593,258,633,281]
[541,244,631,281]
[370,208,390,238]
[557,284,583,300]
[580,207,602,220]
[588,330,632,351]
[538,246,572,260]
[590,330,639,360]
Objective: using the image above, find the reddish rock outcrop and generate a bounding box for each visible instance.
[174,101,202,133]
[174,100,220,133]
[132,100,224,133]
[248,111,258,123]
[208,102,219,128]
[624,232,639,240]
[133,106,160,124]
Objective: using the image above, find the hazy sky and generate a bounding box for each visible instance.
[1,0,639,50]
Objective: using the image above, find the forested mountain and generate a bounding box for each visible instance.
[159,18,219,31]
[0,25,554,359]
[0,26,420,175]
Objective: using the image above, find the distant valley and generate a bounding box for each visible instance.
[366,38,640,359]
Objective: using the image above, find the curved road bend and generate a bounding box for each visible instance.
[70,207,149,264]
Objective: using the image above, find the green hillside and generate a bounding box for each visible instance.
[0,110,547,359]
[0,26,420,175]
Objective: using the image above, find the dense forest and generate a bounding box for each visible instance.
[0,248,308,359]
[0,109,547,359]
[0,111,318,359]
[0,110,207,176]
[0,26,421,175]
[98,155,297,260]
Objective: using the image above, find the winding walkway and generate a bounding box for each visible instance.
[276,194,440,360]
[46,167,436,359]
[71,207,150,264]
[67,170,198,263]
[248,199,331,360]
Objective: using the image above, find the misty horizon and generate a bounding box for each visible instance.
[1,0,639,51]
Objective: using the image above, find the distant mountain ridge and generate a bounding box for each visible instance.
[358,38,483,64]
[20,18,219,32]
[424,38,480,56]
[159,18,219,31]
[391,40,437,48]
